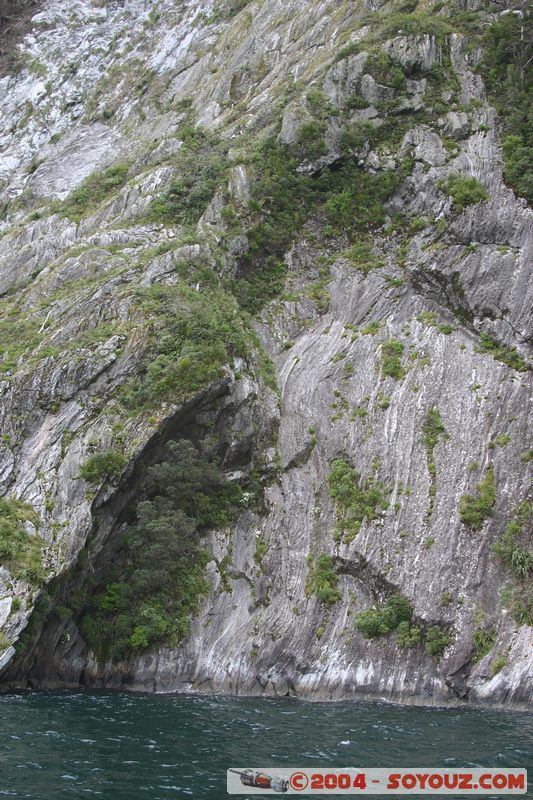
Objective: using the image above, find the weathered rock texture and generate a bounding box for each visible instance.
[0,0,531,708]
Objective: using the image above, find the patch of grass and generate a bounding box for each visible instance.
[342,239,384,274]
[79,451,127,484]
[254,536,268,566]
[422,407,448,516]
[493,500,533,627]
[365,51,406,90]
[425,624,449,660]
[460,467,495,531]
[381,12,454,40]
[355,594,412,638]
[472,623,496,664]
[305,554,341,606]
[149,127,227,226]
[121,282,249,410]
[439,174,488,211]
[335,41,362,62]
[328,459,390,544]
[0,312,41,375]
[57,164,130,221]
[474,332,527,372]
[0,496,44,585]
[381,339,405,379]
[489,433,511,449]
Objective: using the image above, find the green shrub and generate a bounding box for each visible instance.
[422,407,448,514]
[325,160,413,233]
[474,332,527,372]
[422,407,448,453]
[425,625,449,659]
[122,282,249,409]
[79,450,127,484]
[254,537,268,565]
[335,41,362,62]
[340,121,377,155]
[355,594,412,638]
[472,624,496,663]
[365,51,406,90]
[439,174,488,211]
[305,554,341,605]
[0,632,10,652]
[489,433,511,449]
[342,239,383,274]
[480,12,533,204]
[328,459,390,543]
[381,339,405,379]
[144,123,228,226]
[58,164,130,221]
[297,121,327,160]
[492,501,533,626]
[460,467,495,530]
[0,496,44,585]
[79,440,243,661]
[396,620,421,649]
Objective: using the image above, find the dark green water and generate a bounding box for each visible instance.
[0,692,531,799]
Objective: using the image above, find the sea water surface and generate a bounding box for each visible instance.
[0,691,531,800]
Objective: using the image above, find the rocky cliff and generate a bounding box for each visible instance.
[0,0,531,708]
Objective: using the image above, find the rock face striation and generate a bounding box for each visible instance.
[0,0,531,708]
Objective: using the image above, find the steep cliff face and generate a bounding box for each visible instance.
[0,0,531,707]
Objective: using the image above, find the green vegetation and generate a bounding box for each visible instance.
[381,12,454,40]
[207,0,253,22]
[396,620,421,649]
[149,126,227,225]
[58,165,130,221]
[381,339,405,379]
[0,496,44,585]
[121,282,249,410]
[365,51,405,90]
[0,632,10,652]
[231,142,411,313]
[472,623,496,663]
[305,554,341,605]
[439,174,488,211]
[422,407,448,516]
[474,333,528,372]
[79,450,127,484]
[425,625,449,660]
[489,433,511,449]
[342,239,384,274]
[324,158,414,234]
[460,466,495,530]
[79,440,244,661]
[479,9,532,204]
[254,536,268,566]
[328,459,390,544]
[0,312,41,375]
[490,651,508,676]
[493,501,533,626]
[355,594,412,638]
